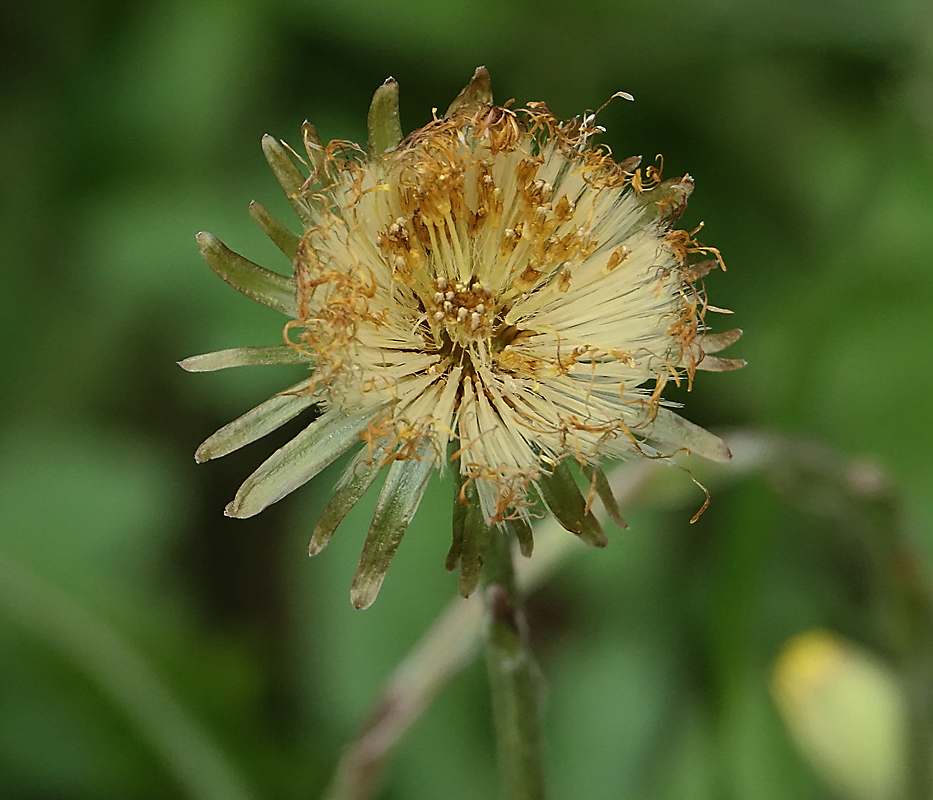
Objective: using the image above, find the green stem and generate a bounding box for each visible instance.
[482,529,547,800]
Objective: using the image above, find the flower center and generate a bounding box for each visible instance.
[426,276,494,338]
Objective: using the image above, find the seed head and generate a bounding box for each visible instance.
[182,68,744,608]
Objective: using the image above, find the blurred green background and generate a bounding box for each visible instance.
[3,0,933,798]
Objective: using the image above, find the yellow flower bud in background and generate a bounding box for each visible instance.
[772,630,908,800]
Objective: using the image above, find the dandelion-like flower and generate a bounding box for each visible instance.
[182,69,744,608]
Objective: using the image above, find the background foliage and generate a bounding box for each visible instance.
[2,0,932,798]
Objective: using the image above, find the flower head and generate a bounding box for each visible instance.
[182,68,744,608]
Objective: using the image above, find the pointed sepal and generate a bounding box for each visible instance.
[178,345,310,372]
[697,355,747,372]
[350,444,436,609]
[633,175,694,229]
[309,442,387,556]
[261,134,315,225]
[196,232,298,317]
[445,66,493,117]
[301,121,326,173]
[458,477,493,598]
[699,328,743,354]
[505,515,534,558]
[225,407,371,518]
[367,78,403,156]
[538,460,608,547]
[446,463,468,571]
[645,408,732,462]
[248,201,300,261]
[583,464,628,529]
[195,378,314,463]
